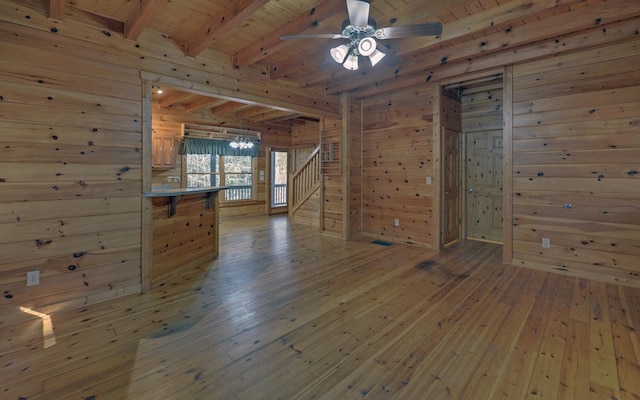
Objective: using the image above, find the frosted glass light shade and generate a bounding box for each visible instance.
[368,49,386,66]
[342,54,359,70]
[330,44,350,63]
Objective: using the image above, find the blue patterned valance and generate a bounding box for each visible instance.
[182,137,259,157]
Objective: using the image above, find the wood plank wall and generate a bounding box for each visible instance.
[0,35,143,314]
[292,121,319,151]
[150,193,218,285]
[361,86,436,247]
[321,118,344,238]
[510,38,640,287]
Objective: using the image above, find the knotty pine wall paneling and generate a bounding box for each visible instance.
[0,37,143,314]
[292,120,320,149]
[362,85,436,247]
[510,39,640,287]
[347,93,363,239]
[321,118,344,238]
[150,193,218,286]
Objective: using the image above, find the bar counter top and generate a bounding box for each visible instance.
[143,186,227,197]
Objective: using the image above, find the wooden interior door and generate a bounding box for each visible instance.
[442,127,462,246]
[465,130,503,242]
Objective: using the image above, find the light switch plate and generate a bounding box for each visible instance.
[27,270,40,286]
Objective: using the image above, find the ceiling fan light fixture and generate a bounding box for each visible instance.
[282,1,444,72]
[357,37,376,56]
[330,44,350,63]
[368,49,386,66]
[342,54,359,70]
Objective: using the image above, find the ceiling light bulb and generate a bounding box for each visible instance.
[342,54,359,71]
[156,87,163,94]
[368,49,386,66]
[330,44,350,63]
[358,37,377,57]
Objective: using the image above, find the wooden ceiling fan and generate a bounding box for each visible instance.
[281,0,443,70]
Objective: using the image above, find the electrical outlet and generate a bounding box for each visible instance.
[27,270,40,286]
[542,238,551,249]
[394,219,400,227]
[426,176,432,185]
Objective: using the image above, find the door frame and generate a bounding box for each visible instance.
[433,66,513,263]
[442,124,463,247]
[266,147,289,215]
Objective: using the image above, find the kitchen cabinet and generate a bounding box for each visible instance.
[152,135,176,170]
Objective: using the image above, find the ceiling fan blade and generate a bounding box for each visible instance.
[375,22,443,39]
[346,0,370,27]
[280,33,346,40]
[377,43,402,67]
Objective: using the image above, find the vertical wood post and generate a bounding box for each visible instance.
[432,83,443,250]
[502,65,514,263]
[141,79,153,292]
[341,92,351,240]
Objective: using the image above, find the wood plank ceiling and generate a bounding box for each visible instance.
[37,0,640,126]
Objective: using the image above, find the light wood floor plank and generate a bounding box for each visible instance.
[461,268,546,399]
[606,285,640,400]
[1,215,639,399]
[589,280,621,400]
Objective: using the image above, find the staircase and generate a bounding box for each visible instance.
[288,145,320,226]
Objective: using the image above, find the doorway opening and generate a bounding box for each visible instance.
[269,149,288,214]
[440,72,506,248]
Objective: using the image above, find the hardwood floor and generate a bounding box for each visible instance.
[2,215,639,399]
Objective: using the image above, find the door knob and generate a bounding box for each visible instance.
[467,188,474,193]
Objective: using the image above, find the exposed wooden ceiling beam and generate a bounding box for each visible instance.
[125,0,163,40]
[236,105,274,120]
[157,91,193,109]
[186,97,228,113]
[49,0,65,21]
[186,0,271,57]
[210,101,249,115]
[233,0,345,69]
[265,120,295,128]
[253,110,301,123]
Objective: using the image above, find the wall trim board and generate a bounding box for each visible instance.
[503,66,514,264]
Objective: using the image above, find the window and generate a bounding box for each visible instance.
[186,154,219,187]
[222,155,253,201]
[186,154,254,201]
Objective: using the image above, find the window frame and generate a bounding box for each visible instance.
[184,154,257,203]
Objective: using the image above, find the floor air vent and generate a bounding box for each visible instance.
[371,240,393,246]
